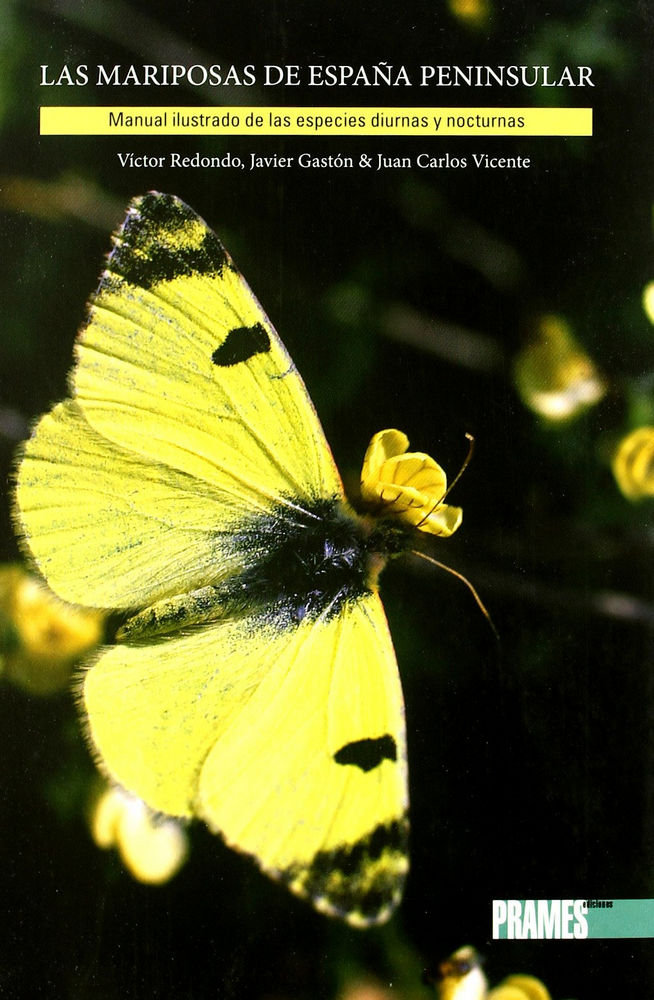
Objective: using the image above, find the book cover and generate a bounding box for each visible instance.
[0,2,652,997]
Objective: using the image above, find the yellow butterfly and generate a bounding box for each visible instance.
[14,193,463,927]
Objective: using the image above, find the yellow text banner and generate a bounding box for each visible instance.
[40,106,592,137]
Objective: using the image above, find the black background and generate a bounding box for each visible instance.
[1,2,653,997]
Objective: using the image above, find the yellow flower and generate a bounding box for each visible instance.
[0,565,103,695]
[436,945,488,1000]
[612,426,654,500]
[513,314,605,422]
[488,975,551,1000]
[360,429,463,537]
[448,0,492,30]
[642,281,654,324]
[90,785,189,885]
[434,947,552,1000]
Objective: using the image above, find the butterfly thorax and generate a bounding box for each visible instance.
[222,497,412,627]
[118,497,412,643]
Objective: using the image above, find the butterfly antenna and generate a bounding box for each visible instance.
[415,432,475,530]
[412,549,499,640]
[441,432,475,504]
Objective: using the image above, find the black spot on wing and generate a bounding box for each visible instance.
[101,192,229,291]
[212,323,271,367]
[334,736,397,772]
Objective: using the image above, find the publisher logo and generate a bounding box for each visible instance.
[492,899,654,939]
[492,899,589,939]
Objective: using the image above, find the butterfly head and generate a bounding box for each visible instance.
[360,429,463,537]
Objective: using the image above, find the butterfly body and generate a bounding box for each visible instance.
[14,193,462,926]
[118,497,405,638]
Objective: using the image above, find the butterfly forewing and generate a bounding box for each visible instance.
[16,193,342,609]
[79,194,342,501]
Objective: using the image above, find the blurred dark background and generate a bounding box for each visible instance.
[1,1,653,997]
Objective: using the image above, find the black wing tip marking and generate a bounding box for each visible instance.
[333,735,398,773]
[99,191,230,292]
[211,323,271,367]
[282,816,409,927]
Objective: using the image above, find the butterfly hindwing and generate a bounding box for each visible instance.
[84,591,408,926]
